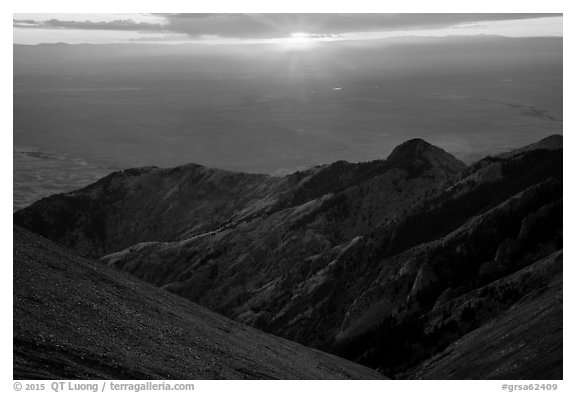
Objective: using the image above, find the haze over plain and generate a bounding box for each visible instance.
[13,13,562,209]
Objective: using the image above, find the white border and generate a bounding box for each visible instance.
[4,1,572,391]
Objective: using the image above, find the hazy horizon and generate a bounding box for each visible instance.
[13,13,562,45]
[13,13,563,210]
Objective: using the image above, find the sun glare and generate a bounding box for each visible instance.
[280,32,317,50]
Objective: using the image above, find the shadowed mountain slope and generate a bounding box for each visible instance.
[13,226,385,380]
[14,136,562,379]
[13,165,288,258]
[14,138,465,259]
[407,252,562,380]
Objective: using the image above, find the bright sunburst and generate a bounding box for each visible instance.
[280,32,318,50]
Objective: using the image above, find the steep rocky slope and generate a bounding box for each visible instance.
[13,226,385,380]
[15,136,562,378]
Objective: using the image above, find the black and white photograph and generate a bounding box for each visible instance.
[10,2,567,386]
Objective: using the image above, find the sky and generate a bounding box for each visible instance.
[13,13,563,45]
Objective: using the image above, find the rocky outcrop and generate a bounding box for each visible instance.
[386,138,467,176]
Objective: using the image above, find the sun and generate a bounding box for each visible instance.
[288,32,312,43]
[280,32,318,50]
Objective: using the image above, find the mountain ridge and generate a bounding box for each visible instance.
[14,135,562,379]
[13,137,467,258]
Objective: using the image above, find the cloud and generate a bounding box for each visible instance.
[13,18,165,32]
[14,13,561,39]
[159,13,562,38]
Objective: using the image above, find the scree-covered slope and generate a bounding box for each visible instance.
[13,226,385,380]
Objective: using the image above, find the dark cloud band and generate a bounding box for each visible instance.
[161,13,562,38]
[14,13,562,38]
[13,18,166,32]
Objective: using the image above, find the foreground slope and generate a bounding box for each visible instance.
[13,226,384,380]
